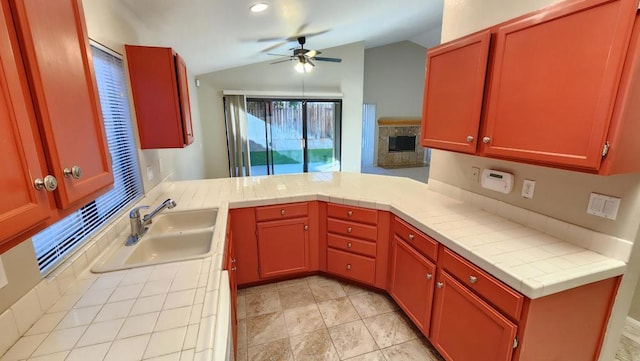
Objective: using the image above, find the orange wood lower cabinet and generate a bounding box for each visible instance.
[229,208,259,285]
[431,270,518,361]
[327,248,375,285]
[223,219,237,358]
[389,237,436,335]
[257,217,310,278]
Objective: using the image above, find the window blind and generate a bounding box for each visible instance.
[32,43,143,274]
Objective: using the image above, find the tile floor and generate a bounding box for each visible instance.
[360,165,429,184]
[235,275,444,361]
[615,323,640,361]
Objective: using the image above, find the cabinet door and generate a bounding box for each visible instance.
[10,0,113,208]
[481,0,638,170]
[431,271,517,361]
[230,208,260,285]
[257,217,309,278]
[0,2,51,245]
[421,30,491,153]
[224,220,238,360]
[175,53,194,146]
[388,237,435,335]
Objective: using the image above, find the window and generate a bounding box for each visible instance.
[32,43,143,274]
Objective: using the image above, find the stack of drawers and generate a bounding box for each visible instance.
[326,204,378,285]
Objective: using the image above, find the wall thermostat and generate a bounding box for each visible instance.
[481,169,514,194]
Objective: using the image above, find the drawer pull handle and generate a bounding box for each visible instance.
[347,227,352,233]
[469,276,478,284]
[346,264,351,270]
[408,234,414,240]
[347,242,352,248]
[347,210,353,217]
[280,209,286,215]
[426,273,432,280]
[436,282,443,289]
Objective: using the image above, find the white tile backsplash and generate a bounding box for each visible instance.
[0,310,20,356]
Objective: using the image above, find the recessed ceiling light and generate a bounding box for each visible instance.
[250,3,269,13]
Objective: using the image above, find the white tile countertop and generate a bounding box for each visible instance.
[0,172,628,361]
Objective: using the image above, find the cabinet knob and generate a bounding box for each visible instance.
[408,234,414,240]
[466,135,474,143]
[347,227,352,233]
[346,264,351,270]
[469,275,478,284]
[426,273,432,280]
[436,282,444,289]
[347,210,353,217]
[231,259,236,264]
[482,136,491,144]
[280,209,286,215]
[231,266,237,271]
[63,165,82,179]
[34,175,58,192]
[347,242,352,248]
[304,225,309,231]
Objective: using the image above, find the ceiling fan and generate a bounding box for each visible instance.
[268,36,342,73]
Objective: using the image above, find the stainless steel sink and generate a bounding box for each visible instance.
[92,208,217,273]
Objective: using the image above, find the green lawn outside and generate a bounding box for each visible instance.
[250,148,334,166]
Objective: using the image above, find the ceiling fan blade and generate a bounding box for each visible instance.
[261,41,288,53]
[266,53,290,57]
[285,29,330,42]
[312,56,342,63]
[270,58,295,64]
[306,50,320,58]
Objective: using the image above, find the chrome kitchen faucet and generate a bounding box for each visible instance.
[126,198,177,246]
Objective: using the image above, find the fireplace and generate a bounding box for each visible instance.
[389,136,416,152]
[376,119,426,168]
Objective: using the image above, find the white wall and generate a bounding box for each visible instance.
[437,0,640,359]
[197,42,366,178]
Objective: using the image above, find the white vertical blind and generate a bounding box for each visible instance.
[361,104,376,166]
[32,43,143,274]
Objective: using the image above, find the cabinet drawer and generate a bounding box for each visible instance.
[256,202,308,222]
[393,217,438,261]
[328,218,377,241]
[441,248,524,321]
[327,234,376,258]
[327,204,377,225]
[327,248,375,285]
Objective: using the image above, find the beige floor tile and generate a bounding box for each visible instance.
[247,311,289,346]
[362,311,418,348]
[290,329,339,361]
[237,294,247,320]
[305,275,336,284]
[276,278,309,289]
[317,297,360,328]
[278,284,316,310]
[341,282,369,296]
[349,292,397,318]
[309,280,347,302]
[283,304,325,337]
[616,335,640,361]
[343,350,387,361]
[381,339,444,361]
[242,283,277,295]
[247,338,293,361]
[235,348,248,361]
[245,291,282,317]
[237,318,248,350]
[328,320,378,359]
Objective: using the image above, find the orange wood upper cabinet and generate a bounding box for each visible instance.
[481,0,639,172]
[10,0,113,208]
[389,237,436,336]
[257,217,310,278]
[421,30,492,153]
[0,1,52,245]
[431,270,518,361]
[125,45,194,149]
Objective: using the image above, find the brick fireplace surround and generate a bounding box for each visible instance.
[377,118,427,168]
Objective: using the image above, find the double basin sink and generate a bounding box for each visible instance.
[92,208,218,273]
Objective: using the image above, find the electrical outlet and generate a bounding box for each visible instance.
[146,166,154,181]
[521,179,535,199]
[471,167,480,181]
[587,193,621,220]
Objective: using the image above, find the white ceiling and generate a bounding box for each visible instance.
[118,0,443,75]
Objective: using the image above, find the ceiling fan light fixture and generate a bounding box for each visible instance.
[295,61,313,73]
[250,3,269,13]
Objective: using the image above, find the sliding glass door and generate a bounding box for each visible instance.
[246,99,341,175]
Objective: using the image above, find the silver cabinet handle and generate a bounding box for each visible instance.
[347,227,352,233]
[231,259,236,264]
[482,136,491,144]
[426,273,432,280]
[469,276,478,284]
[34,175,58,192]
[304,225,309,230]
[408,234,414,240]
[466,135,474,143]
[436,282,444,289]
[346,264,351,270]
[347,242,352,248]
[347,210,353,217]
[231,266,237,271]
[63,165,82,179]
[280,209,286,215]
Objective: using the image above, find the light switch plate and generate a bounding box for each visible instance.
[587,193,621,220]
[521,179,535,199]
[0,256,8,289]
[471,167,480,181]
[146,166,154,181]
